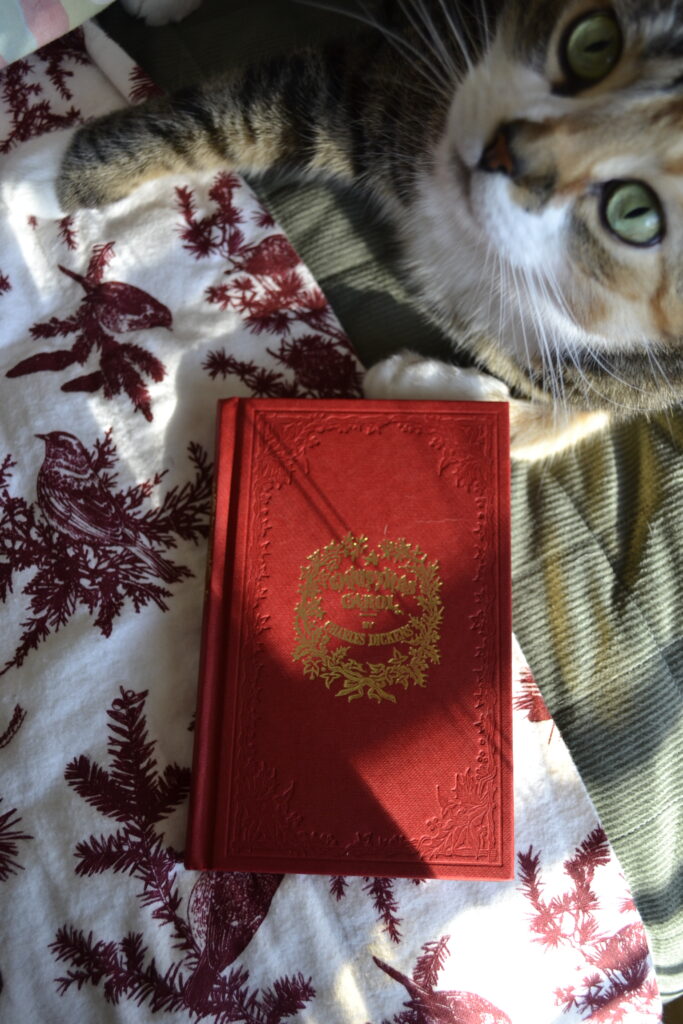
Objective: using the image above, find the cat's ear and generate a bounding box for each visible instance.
[119,0,201,26]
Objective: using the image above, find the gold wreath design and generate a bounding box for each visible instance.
[292,534,443,703]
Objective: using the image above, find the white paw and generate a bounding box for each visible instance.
[363,351,510,403]
[119,0,201,25]
[1,128,75,220]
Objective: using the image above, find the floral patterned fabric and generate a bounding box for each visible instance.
[0,22,664,1023]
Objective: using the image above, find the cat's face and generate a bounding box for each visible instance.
[409,0,683,408]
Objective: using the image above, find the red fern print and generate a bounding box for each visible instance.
[176,173,363,398]
[58,215,78,251]
[0,797,32,996]
[367,935,511,1024]
[0,29,88,154]
[0,705,32,997]
[518,828,661,1019]
[0,799,32,882]
[51,688,313,1019]
[0,432,211,675]
[330,874,425,944]
[0,705,26,748]
[7,243,171,421]
[514,667,555,742]
[514,669,552,723]
[128,65,164,104]
[35,29,90,100]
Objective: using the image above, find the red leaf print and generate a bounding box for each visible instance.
[0,271,10,294]
[175,174,363,399]
[0,30,87,154]
[6,245,171,421]
[329,875,348,900]
[329,875,427,946]
[128,65,164,104]
[58,215,78,251]
[0,433,212,675]
[0,799,32,882]
[0,705,26,748]
[518,829,661,1020]
[51,689,313,1019]
[364,877,404,943]
[514,668,552,723]
[35,29,90,101]
[0,698,32,993]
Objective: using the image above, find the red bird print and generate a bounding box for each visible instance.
[35,431,182,583]
[373,957,511,1024]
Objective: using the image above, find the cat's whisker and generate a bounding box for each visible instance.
[643,342,677,404]
[514,265,551,402]
[534,267,588,409]
[467,237,495,329]
[496,252,510,364]
[511,263,552,402]
[525,267,564,411]
[476,0,492,44]
[481,240,497,333]
[294,0,454,98]
[431,0,475,71]
[397,0,461,85]
[574,342,655,410]
[536,277,573,418]
[530,264,599,410]
[498,253,539,397]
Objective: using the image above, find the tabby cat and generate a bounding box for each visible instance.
[8,0,683,456]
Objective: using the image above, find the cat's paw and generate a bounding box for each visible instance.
[0,128,75,220]
[119,0,201,25]
[507,400,611,460]
[363,351,510,403]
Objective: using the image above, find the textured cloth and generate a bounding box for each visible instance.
[0,21,664,1022]
[96,0,683,1001]
[0,0,115,67]
[511,422,683,1001]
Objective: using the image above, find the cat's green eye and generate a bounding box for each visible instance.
[561,10,622,86]
[602,181,664,246]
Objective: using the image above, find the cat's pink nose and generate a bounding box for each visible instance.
[479,125,517,176]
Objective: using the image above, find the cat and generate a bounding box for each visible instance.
[6,0,683,458]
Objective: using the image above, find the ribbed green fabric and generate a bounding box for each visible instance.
[511,414,683,999]
[99,0,683,999]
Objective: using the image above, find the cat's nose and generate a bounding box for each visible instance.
[479,123,519,177]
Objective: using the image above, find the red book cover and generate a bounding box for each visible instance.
[186,398,512,879]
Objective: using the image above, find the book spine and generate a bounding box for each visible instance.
[185,398,244,869]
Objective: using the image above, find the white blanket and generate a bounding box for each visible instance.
[0,22,663,1023]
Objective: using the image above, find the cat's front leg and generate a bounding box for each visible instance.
[364,351,511,403]
[364,351,611,459]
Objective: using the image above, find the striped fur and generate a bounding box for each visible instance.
[54,0,683,447]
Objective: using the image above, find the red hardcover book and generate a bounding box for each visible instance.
[186,398,512,879]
